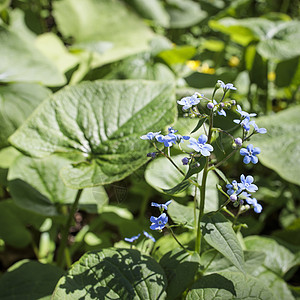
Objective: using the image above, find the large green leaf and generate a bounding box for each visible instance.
[0,260,64,300]
[201,213,245,272]
[0,83,51,148]
[257,21,300,60]
[125,0,170,27]
[159,248,200,300]
[53,0,154,68]
[244,236,297,277]
[186,271,274,299]
[8,155,108,216]
[165,0,207,29]
[0,27,65,86]
[251,105,300,186]
[201,250,266,275]
[210,18,300,60]
[9,80,176,188]
[0,200,32,248]
[35,33,79,74]
[53,248,167,299]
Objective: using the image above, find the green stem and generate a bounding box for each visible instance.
[209,148,238,170]
[195,111,214,253]
[168,226,190,254]
[195,158,208,253]
[56,189,83,268]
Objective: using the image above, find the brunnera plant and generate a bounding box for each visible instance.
[4,79,297,300]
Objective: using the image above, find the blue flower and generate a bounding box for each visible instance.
[140,131,161,140]
[233,117,254,132]
[125,234,140,243]
[151,200,172,211]
[143,231,156,242]
[226,180,241,195]
[213,100,226,117]
[150,213,168,230]
[168,127,178,134]
[218,80,237,91]
[156,134,176,147]
[238,174,258,193]
[253,122,267,134]
[177,93,202,110]
[236,105,256,118]
[240,144,261,164]
[187,134,214,156]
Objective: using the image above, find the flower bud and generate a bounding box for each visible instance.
[207,102,214,109]
[182,157,189,165]
[219,102,225,108]
[234,138,243,147]
[230,194,237,202]
[147,152,156,158]
[230,100,236,106]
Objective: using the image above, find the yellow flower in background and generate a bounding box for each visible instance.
[186,60,201,71]
[228,56,240,67]
[268,71,276,81]
[186,60,215,74]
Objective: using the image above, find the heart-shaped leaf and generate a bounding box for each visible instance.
[53,248,167,299]
[9,80,176,188]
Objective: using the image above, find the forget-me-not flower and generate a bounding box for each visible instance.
[150,213,168,230]
[253,122,267,134]
[151,200,172,211]
[218,80,237,92]
[140,131,161,141]
[233,117,254,132]
[156,134,176,147]
[236,105,257,119]
[177,93,202,110]
[240,144,261,164]
[226,180,241,196]
[187,134,214,156]
[125,234,140,243]
[238,174,258,193]
[143,231,156,242]
[248,198,263,213]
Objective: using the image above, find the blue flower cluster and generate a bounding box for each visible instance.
[226,174,262,213]
[124,231,156,243]
[150,200,171,231]
[177,92,202,111]
[140,127,190,148]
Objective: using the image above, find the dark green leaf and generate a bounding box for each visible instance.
[8,155,108,216]
[160,248,200,300]
[53,248,167,299]
[187,271,274,299]
[0,200,32,248]
[163,179,191,195]
[0,260,64,299]
[244,236,297,277]
[190,117,207,134]
[201,213,245,272]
